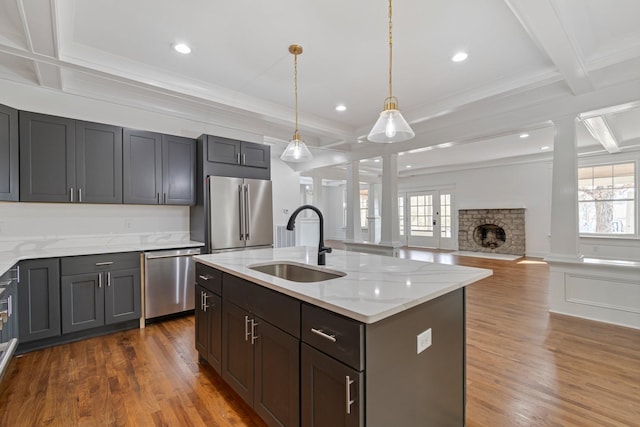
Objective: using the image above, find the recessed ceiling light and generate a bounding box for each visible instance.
[520,133,530,139]
[406,165,412,169]
[451,52,468,62]
[374,159,380,163]
[335,104,347,112]
[541,145,551,150]
[173,43,191,54]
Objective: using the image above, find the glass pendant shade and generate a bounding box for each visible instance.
[368,108,415,143]
[280,135,313,163]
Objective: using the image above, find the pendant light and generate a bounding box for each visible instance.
[281,45,313,163]
[367,0,415,143]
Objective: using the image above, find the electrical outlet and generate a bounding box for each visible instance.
[417,328,432,354]
[124,219,133,230]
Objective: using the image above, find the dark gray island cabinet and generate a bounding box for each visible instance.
[195,259,468,427]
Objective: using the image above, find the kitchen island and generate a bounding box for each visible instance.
[194,246,492,427]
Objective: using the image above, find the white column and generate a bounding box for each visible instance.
[380,153,400,246]
[345,162,362,242]
[546,116,582,261]
[367,183,381,243]
[312,176,324,213]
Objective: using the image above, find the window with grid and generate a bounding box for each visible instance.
[398,196,405,236]
[578,162,635,235]
[410,194,433,237]
[360,189,369,229]
[440,193,452,238]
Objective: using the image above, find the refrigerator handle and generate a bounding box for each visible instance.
[238,184,245,240]
[244,183,251,240]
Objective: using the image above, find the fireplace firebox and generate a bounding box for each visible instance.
[458,209,525,255]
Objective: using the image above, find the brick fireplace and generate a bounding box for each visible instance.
[458,208,525,255]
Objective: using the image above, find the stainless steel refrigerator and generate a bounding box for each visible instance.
[207,176,273,252]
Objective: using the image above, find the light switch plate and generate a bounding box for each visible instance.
[417,328,432,354]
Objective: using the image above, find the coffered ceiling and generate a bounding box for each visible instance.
[1,0,640,176]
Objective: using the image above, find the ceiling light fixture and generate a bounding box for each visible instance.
[451,52,468,62]
[280,44,313,163]
[367,0,415,143]
[173,43,191,54]
[335,104,347,112]
[519,133,529,139]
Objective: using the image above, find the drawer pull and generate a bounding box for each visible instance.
[345,376,355,414]
[95,262,113,266]
[198,274,213,281]
[311,328,337,343]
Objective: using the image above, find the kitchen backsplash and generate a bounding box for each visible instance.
[0,202,190,247]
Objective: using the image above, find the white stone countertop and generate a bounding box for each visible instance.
[194,246,493,324]
[0,234,204,276]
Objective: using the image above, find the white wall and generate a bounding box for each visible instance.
[270,157,302,242]
[399,160,552,257]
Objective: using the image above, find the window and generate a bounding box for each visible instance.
[409,194,433,237]
[398,196,405,236]
[440,193,452,238]
[578,162,635,235]
[360,189,369,229]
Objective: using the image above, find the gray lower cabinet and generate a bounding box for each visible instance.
[301,343,363,427]
[60,253,141,334]
[17,259,61,343]
[0,103,19,201]
[19,111,123,204]
[195,263,222,373]
[123,128,196,205]
[221,273,300,427]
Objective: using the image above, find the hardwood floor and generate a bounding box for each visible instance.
[1,247,639,426]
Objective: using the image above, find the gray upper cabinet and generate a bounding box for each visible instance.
[19,111,123,204]
[201,134,270,180]
[75,121,123,204]
[123,128,162,204]
[19,112,75,202]
[123,128,196,205]
[0,104,19,201]
[163,134,196,205]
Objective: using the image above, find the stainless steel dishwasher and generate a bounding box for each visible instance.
[143,247,202,320]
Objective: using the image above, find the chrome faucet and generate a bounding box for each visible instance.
[286,204,332,266]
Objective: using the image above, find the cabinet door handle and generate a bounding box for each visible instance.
[156,193,160,204]
[106,272,111,287]
[244,316,251,341]
[95,262,113,266]
[78,188,82,203]
[345,376,355,414]
[199,274,213,281]
[242,153,246,165]
[236,152,241,164]
[98,273,102,288]
[202,292,211,312]
[311,328,337,343]
[163,193,167,204]
[69,187,74,202]
[250,319,259,344]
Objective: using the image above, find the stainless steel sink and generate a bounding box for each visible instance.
[248,262,345,283]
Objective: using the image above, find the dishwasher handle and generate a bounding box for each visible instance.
[145,248,202,259]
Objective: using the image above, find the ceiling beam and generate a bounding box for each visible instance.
[580,116,621,153]
[504,0,593,95]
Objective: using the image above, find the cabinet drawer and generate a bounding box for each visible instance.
[302,303,365,371]
[61,252,140,275]
[223,273,300,338]
[195,263,222,295]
